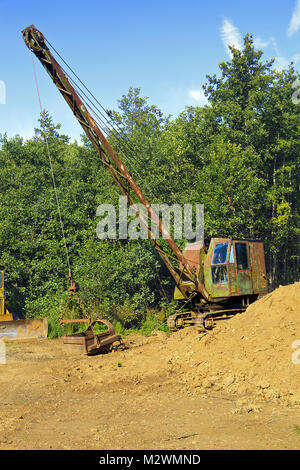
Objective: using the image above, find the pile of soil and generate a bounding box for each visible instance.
[167,282,300,404]
[81,282,300,406]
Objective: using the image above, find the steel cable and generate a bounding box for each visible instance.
[30,50,72,275]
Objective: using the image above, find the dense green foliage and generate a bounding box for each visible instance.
[0,35,299,333]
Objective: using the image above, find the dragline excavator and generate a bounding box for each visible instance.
[22,25,269,334]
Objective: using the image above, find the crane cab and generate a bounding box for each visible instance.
[175,238,268,304]
[203,238,268,302]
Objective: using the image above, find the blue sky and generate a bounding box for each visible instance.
[0,0,299,142]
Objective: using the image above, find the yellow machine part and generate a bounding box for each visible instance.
[0,314,13,321]
[174,286,186,300]
[0,318,48,342]
[0,268,48,341]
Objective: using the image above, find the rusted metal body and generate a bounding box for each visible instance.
[22,26,269,332]
[170,237,268,330]
[203,238,268,301]
[0,266,48,341]
[60,319,121,355]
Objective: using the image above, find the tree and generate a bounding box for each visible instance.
[201,34,299,286]
[0,111,172,324]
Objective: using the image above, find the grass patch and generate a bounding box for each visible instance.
[37,301,176,339]
[112,309,171,337]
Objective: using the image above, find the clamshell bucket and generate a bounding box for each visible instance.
[59,273,122,355]
[60,317,121,355]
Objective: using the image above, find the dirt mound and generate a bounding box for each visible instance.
[54,282,299,407]
[99,282,300,404]
[167,282,300,404]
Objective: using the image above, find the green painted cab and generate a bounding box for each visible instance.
[203,238,268,301]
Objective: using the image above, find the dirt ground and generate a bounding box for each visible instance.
[0,329,300,450]
[0,282,299,451]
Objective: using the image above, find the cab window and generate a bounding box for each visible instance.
[0,272,2,289]
[212,242,228,265]
[229,245,234,263]
[211,242,229,284]
[212,265,228,284]
[235,243,248,270]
